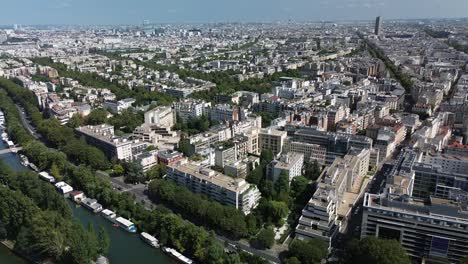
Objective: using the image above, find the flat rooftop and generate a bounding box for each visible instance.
[169,162,250,193]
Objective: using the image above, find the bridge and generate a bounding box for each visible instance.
[0,147,23,155]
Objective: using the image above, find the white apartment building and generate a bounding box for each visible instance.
[75,124,133,161]
[295,148,371,249]
[166,162,261,214]
[103,98,135,114]
[266,152,304,183]
[144,106,175,128]
[173,99,209,121]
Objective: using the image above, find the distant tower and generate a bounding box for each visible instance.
[375,16,382,35]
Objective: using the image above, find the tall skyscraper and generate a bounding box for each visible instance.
[375,16,382,35]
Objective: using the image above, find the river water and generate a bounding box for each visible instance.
[0,129,173,264]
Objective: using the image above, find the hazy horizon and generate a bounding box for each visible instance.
[1,0,468,25]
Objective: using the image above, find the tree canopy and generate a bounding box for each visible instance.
[343,237,411,264]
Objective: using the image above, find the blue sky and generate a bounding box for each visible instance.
[1,0,467,25]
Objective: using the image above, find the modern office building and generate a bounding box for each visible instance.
[166,162,261,214]
[362,192,468,264]
[288,128,373,165]
[361,148,468,263]
[259,127,288,155]
[375,16,382,35]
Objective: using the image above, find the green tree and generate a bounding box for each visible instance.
[305,160,321,181]
[252,227,275,249]
[204,243,225,264]
[68,114,84,128]
[257,200,288,226]
[124,161,145,184]
[50,162,62,181]
[98,226,110,256]
[246,165,264,185]
[288,238,328,264]
[177,139,192,157]
[284,257,301,264]
[0,220,7,240]
[290,176,311,205]
[274,172,290,203]
[260,149,274,163]
[344,237,411,264]
[146,163,166,180]
[86,108,108,125]
[112,164,125,176]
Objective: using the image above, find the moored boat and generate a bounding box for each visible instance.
[19,154,29,166]
[101,209,117,223]
[162,247,193,264]
[140,232,159,248]
[115,217,137,233]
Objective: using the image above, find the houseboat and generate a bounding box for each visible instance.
[1,132,7,142]
[101,209,117,222]
[82,198,103,213]
[39,171,56,183]
[140,232,159,248]
[115,217,137,233]
[19,154,29,166]
[54,181,74,195]
[7,140,17,153]
[70,191,85,203]
[162,247,193,264]
[29,163,39,172]
[0,111,5,126]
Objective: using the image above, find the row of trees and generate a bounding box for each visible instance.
[0,77,111,170]
[0,79,249,263]
[0,161,109,264]
[360,35,414,95]
[148,179,256,239]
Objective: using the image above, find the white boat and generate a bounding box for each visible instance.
[140,232,160,248]
[39,171,56,183]
[101,209,117,222]
[29,163,39,172]
[162,247,193,264]
[82,197,103,213]
[115,217,137,233]
[0,111,5,126]
[19,154,29,166]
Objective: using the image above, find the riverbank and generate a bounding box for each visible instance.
[0,129,171,264]
[0,240,26,264]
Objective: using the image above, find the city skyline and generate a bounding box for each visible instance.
[1,0,468,25]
